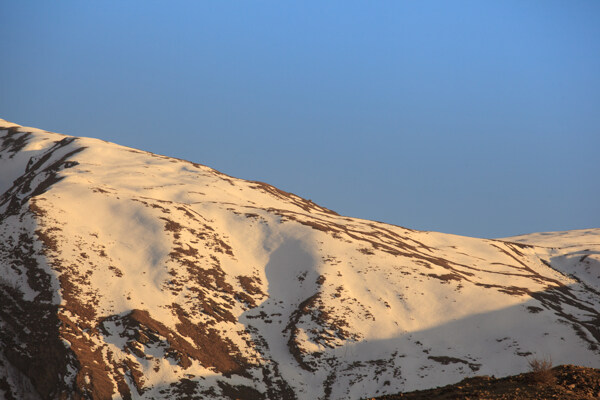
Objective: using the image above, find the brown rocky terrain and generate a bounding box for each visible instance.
[368,365,600,400]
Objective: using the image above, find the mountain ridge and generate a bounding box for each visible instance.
[1,119,598,399]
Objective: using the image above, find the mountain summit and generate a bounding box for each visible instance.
[1,119,598,399]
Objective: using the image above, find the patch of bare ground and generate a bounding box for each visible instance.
[169,305,251,376]
[217,381,265,400]
[236,275,266,308]
[0,127,31,157]
[367,365,600,400]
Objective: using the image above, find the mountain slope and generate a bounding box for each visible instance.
[0,119,598,400]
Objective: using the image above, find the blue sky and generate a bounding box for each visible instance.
[1,1,599,238]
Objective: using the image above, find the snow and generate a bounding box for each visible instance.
[1,119,599,399]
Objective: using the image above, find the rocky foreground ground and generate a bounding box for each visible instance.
[368,365,600,399]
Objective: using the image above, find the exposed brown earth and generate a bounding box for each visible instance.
[367,365,600,400]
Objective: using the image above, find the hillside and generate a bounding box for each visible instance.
[0,119,598,399]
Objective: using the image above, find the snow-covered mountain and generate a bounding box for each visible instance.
[0,119,598,400]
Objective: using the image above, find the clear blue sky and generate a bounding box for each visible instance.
[1,1,599,238]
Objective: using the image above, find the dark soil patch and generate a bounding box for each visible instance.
[367,365,600,400]
[218,381,265,400]
[0,127,31,157]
